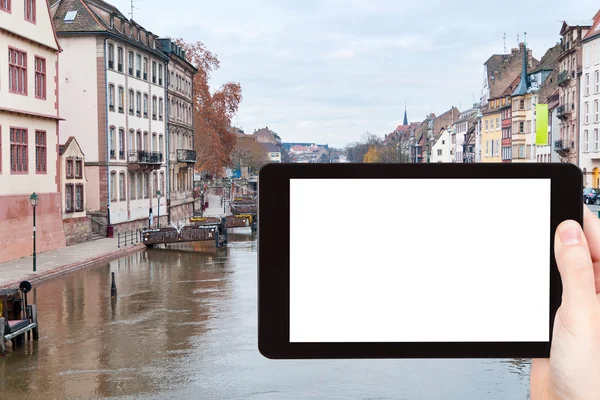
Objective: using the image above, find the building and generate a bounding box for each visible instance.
[157,38,198,223]
[0,0,67,263]
[59,137,91,245]
[262,142,281,163]
[430,127,453,163]
[254,127,282,146]
[51,0,170,233]
[555,20,593,165]
[579,10,600,187]
[451,108,479,162]
[511,37,537,163]
[481,100,503,162]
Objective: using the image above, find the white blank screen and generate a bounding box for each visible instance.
[289,179,550,343]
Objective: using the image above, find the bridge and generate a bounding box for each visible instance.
[140,196,257,248]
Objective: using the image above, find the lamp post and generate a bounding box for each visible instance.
[156,190,162,228]
[30,193,39,272]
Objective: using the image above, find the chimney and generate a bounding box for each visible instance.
[527,49,533,68]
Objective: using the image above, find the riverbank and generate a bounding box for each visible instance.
[0,237,145,290]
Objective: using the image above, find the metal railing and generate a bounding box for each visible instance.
[117,229,142,248]
[558,70,570,85]
[128,150,163,164]
[176,149,197,163]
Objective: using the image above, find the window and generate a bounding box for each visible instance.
[152,96,157,120]
[137,173,142,198]
[108,84,115,111]
[119,128,125,159]
[596,70,600,93]
[66,159,73,178]
[153,172,158,196]
[119,173,126,201]
[586,73,590,95]
[10,128,28,173]
[159,134,163,154]
[437,149,442,156]
[520,100,524,110]
[117,47,123,72]
[128,129,134,152]
[595,129,599,152]
[136,54,141,78]
[519,121,524,133]
[9,48,27,95]
[585,102,589,124]
[65,184,74,212]
[107,43,114,69]
[110,172,117,201]
[485,120,488,131]
[136,91,141,116]
[160,171,165,194]
[109,127,116,159]
[34,56,46,99]
[143,93,148,118]
[128,51,134,75]
[496,117,500,130]
[158,64,163,85]
[118,86,124,113]
[0,0,10,12]
[35,130,46,173]
[24,0,35,22]
[75,160,82,178]
[596,100,599,123]
[129,173,134,199]
[519,145,525,158]
[128,90,134,114]
[75,185,84,211]
[143,57,148,80]
[143,173,149,198]
[152,61,157,83]
[159,97,163,120]
[585,130,589,152]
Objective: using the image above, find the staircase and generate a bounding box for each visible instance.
[90,232,105,241]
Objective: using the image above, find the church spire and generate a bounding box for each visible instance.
[512,32,529,96]
[403,103,408,125]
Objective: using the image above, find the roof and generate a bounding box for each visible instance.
[261,143,280,153]
[484,44,539,100]
[52,0,168,61]
[530,43,562,73]
[59,136,84,156]
[583,10,600,42]
[560,20,594,35]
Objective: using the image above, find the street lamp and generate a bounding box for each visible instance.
[29,192,38,272]
[156,190,162,228]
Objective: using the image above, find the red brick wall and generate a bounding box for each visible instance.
[63,216,92,246]
[0,193,67,263]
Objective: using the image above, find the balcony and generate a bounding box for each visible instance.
[554,139,572,156]
[127,150,163,171]
[558,70,571,86]
[557,104,573,120]
[176,149,197,164]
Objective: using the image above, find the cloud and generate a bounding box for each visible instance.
[330,49,355,59]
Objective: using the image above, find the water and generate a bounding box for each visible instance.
[1,230,531,399]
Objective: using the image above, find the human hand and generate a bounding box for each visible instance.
[530,206,600,400]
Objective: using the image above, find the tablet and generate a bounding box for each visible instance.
[257,163,582,359]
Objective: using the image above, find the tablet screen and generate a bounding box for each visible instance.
[289,178,551,343]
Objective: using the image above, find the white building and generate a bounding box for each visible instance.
[451,108,479,162]
[51,0,169,232]
[157,38,197,223]
[579,12,600,188]
[430,128,453,163]
[0,0,67,262]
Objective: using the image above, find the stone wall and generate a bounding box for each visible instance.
[169,201,194,225]
[0,193,67,263]
[63,216,93,245]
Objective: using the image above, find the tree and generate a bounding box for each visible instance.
[344,133,383,163]
[176,39,243,177]
[280,147,292,163]
[363,146,381,163]
[231,136,268,174]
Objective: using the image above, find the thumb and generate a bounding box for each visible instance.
[555,220,597,311]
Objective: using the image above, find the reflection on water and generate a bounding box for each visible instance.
[1,229,530,400]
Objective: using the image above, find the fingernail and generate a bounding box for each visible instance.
[559,222,581,246]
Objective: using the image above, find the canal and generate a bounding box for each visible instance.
[2,229,531,399]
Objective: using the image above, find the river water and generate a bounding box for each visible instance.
[1,230,531,399]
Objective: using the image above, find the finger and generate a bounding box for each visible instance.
[582,207,600,293]
[555,220,597,310]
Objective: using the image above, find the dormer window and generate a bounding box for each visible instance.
[110,15,114,28]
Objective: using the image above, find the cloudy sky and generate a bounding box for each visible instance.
[122,0,597,148]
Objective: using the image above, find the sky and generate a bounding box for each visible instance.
[121,0,597,148]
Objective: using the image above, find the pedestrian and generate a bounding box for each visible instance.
[529,206,600,399]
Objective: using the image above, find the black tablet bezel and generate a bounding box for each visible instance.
[258,163,582,359]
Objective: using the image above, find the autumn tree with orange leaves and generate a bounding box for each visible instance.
[176,39,242,177]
